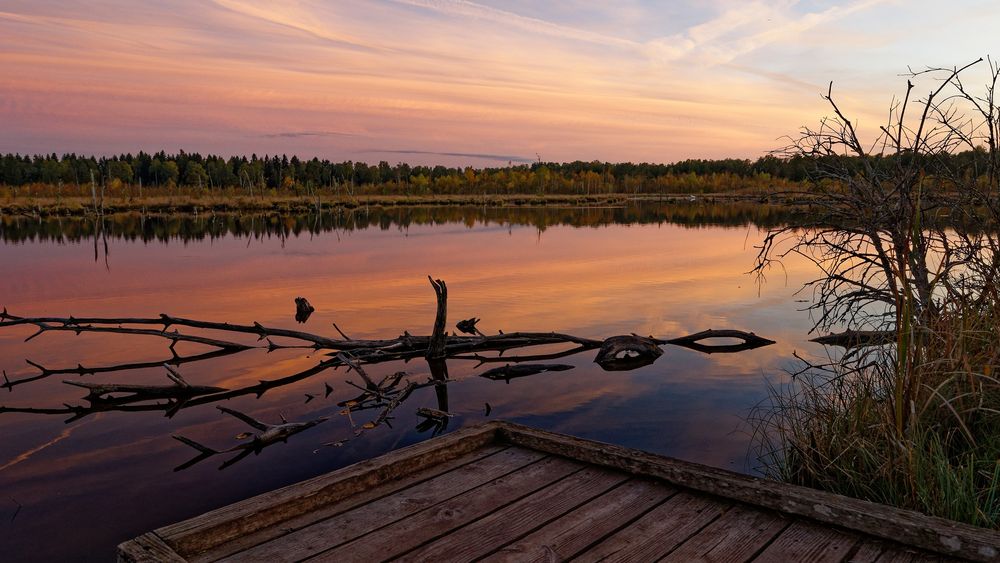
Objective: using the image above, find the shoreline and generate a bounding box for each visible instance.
[0,191,795,218]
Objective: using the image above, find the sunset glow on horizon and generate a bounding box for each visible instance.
[3,0,999,166]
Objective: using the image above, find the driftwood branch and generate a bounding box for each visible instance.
[172,406,329,471]
[810,330,895,348]
[666,329,777,354]
[478,364,574,382]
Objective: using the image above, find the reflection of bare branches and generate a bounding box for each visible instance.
[65,365,226,402]
[3,348,239,390]
[415,407,453,436]
[478,364,574,383]
[451,344,597,366]
[364,381,417,430]
[172,406,329,471]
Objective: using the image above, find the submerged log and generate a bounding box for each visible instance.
[478,363,574,382]
[810,330,895,348]
[593,335,663,371]
[666,329,776,354]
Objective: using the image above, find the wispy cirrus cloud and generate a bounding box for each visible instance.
[393,0,890,65]
[363,149,534,163]
[0,0,990,163]
[262,131,359,139]
[391,0,639,50]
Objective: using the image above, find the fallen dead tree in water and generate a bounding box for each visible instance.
[0,277,776,469]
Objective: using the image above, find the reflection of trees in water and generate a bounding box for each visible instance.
[0,202,802,244]
[0,279,774,471]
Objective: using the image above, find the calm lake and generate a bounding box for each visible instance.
[0,202,823,560]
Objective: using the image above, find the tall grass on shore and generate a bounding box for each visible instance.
[750,58,1000,528]
[754,293,1000,528]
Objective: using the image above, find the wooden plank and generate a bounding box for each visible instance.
[873,552,921,563]
[849,540,889,563]
[222,446,548,562]
[660,504,790,562]
[573,491,729,562]
[396,466,632,562]
[195,445,507,561]
[158,421,502,557]
[496,421,1000,562]
[754,521,859,563]
[308,455,585,562]
[849,539,940,563]
[875,548,948,563]
[116,533,185,563]
[481,478,676,563]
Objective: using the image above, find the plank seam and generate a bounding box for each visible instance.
[302,455,580,561]
[557,482,683,562]
[206,445,514,560]
[473,475,637,561]
[737,515,794,562]
[653,500,733,561]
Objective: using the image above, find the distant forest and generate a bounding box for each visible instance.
[0,150,992,195]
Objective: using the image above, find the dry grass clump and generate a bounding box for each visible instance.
[755,296,1000,528]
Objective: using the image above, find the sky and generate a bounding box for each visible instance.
[2,0,999,166]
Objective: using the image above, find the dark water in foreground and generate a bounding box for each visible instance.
[0,203,820,560]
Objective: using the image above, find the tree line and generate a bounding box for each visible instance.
[1,149,993,196]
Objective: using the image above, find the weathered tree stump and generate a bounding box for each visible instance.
[426,277,448,360]
[294,297,315,323]
[593,335,663,371]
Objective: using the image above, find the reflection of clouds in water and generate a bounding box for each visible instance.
[0,419,92,472]
[0,214,817,558]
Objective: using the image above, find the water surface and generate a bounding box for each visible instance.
[0,203,821,560]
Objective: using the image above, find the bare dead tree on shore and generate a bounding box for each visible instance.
[754,58,1000,338]
[751,59,1000,498]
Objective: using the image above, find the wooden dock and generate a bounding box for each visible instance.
[119,421,1000,562]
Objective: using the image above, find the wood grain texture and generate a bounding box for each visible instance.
[753,521,858,563]
[194,445,508,561]
[481,478,676,563]
[849,540,889,563]
[396,466,632,562]
[118,422,990,563]
[223,446,547,562]
[496,421,1000,561]
[573,492,729,562]
[158,421,501,557]
[116,533,185,563]
[307,455,585,562]
[660,504,790,562]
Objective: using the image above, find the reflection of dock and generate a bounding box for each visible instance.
[121,420,998,561]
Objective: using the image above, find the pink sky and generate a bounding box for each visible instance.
[2,0,998,166]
